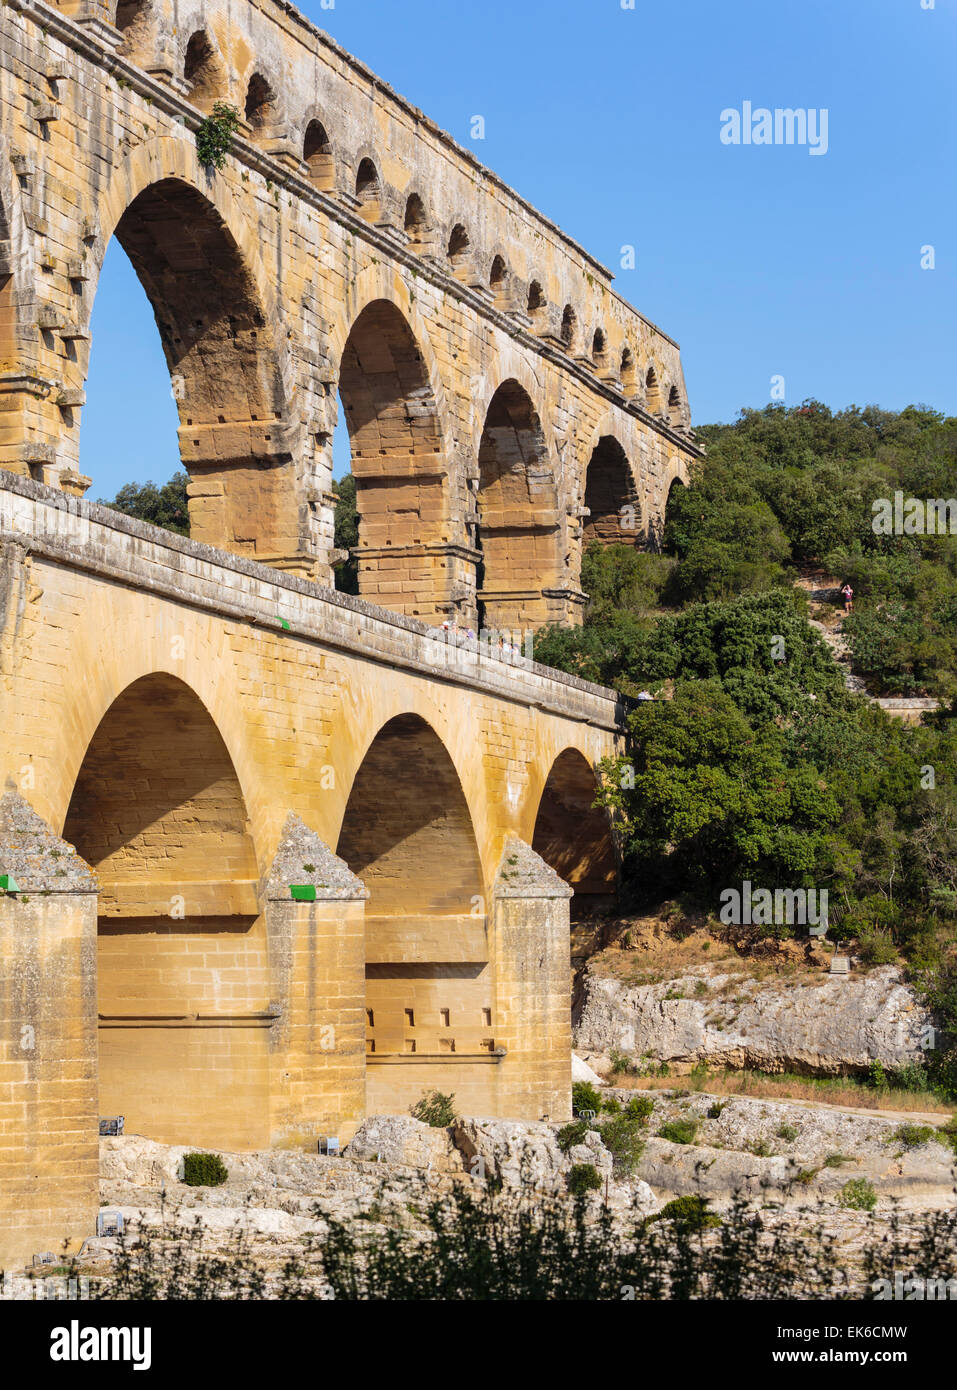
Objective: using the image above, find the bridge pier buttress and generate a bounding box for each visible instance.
[490,838,574,1124]
[264,816,369,1148]
[0,790,99,1270]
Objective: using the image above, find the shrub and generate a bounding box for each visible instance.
[602,1096,621,1114]
[824,1153,854,1168]
[625,1095,655,1122]
[556,1120,589,1154]
[609,1049,633,1075]
[937,1116,957,1157]
[75,1183,957,1301]
[657,1117,700,1145]
[572,1081,603,1117]
[858,932,899,967]
[182,1152,228,1188]
[597,1114,646,1176]
[195,101,241,170]
[707,1100,729,1119]
[647,1195,722,1230]
[890,1123,937,1151]
[839,1179,877,1212]
[793,1168,820,1186]
[777,1123,799,1142]
[409,1090,456,1128]
[566,1163,603,1197]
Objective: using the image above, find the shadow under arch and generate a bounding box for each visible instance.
[337,299,450,621]
[335,714,494,1102]
[86,175,294,563]
[532,748,617,919]
[582,435,642,548]
[63,673,270,1152]
[476,378,562,632]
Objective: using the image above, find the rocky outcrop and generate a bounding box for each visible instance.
[619,1089,956,1207]
[576,965,933,1076]
[344,1115,456,1170]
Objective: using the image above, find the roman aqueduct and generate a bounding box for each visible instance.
[0,0,698,1264]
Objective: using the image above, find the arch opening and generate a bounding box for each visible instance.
[447,223,470,277]
[532,749,617,920]
[592,327,607,368]
[337,300,449,620]
[403,193,429,249]
[489,254,509,308]
[475,380,562,631]
[668,384,682,426]
[114,0,152,60]
[183,30,226,110]
[244,72,278,137]
[355,159,381,222]
[336,715,492,1109]
[583,436,641,547]
[527,280,546,329]
[85,177,294,562]
[304,121,335,190]
[63,674,268,1150]
[620,345,637,397]
[645,365,662,415]
[560,304,577,352]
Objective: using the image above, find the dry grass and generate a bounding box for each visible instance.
[607,1068,954,1116]
[576,911,828,991]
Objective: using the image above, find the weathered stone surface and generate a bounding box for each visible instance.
[0,786,97,893]
[576,966,934,1075]
[344,1116,456,1170]
[264,812,368,901]
[572,1052,606,1086]
[494,836,573,899]
[620,1089,957,1208]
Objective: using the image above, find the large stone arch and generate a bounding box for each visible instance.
[333,284,455,621]
[335,712,492,1099]
[475,377,563,631]
[582,435,642,548]
[83,142,299,562]
[40,618,263,868]
[530,747,617,917]
[62,672,271,1151]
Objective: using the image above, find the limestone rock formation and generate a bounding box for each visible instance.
[344,1115,456,1170]
[576,965,934,1076]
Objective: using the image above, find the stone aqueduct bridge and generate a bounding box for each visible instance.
[0,0,698,1264]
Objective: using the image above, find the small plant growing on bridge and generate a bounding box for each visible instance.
[409,1089,456,1128]
[566,1163,602,1197]
[196,101,241,170]
[182,1152,229,1187]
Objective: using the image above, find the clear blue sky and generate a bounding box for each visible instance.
[82,0,957,499]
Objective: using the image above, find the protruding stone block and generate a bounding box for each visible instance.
[0,788,99,1269]
[491,837,573,1123]
[264,814,368,1148]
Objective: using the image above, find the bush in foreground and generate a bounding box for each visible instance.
[86,1182,957,1301]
